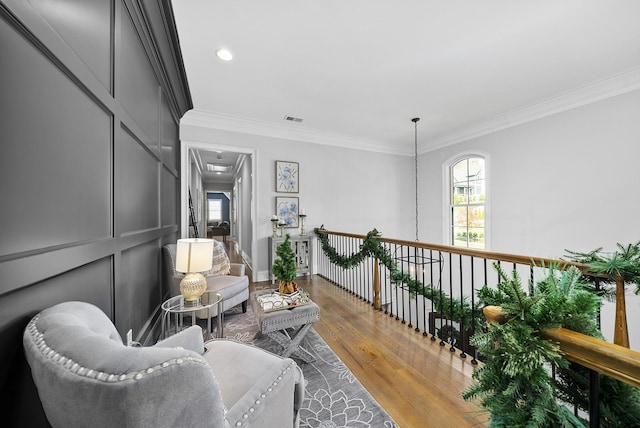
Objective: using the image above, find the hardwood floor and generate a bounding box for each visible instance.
[223,240,488,427]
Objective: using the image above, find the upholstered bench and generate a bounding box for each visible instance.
[252,290,320,363]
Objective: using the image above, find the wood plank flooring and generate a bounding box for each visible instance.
[224,240,488,427]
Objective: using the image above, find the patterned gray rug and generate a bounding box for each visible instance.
[220,305,399,428]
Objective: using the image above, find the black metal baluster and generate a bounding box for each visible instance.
[470,255,478,364]
[459,254,467,358]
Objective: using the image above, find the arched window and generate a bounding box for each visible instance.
[450,156,486,249]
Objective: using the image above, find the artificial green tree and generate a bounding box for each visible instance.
[273,234,298,294]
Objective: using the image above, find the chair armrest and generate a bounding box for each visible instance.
[229,263,245,276]
[153,325,205,355]
[203,339,303,428]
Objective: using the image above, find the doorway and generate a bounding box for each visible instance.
[180,141,258,282]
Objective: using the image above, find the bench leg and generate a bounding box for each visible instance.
[241,300,247,313]
[266,323,315,363]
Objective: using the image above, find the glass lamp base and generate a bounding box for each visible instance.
[180,272,207,306]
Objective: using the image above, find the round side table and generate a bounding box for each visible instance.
[161,291,224,340]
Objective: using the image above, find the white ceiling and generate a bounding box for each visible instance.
[172,1,640,155]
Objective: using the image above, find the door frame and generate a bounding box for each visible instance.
[180,140,258,282]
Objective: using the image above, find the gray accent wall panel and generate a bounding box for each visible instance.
[118,5,160,145]
[0,14,112,257]
[1,257,113,426]
[116,127,160,234]
[162,165,177,227]
[28,0,112,91]
[0,0,190,424]
[116,241,159,334]
[161,98,178,169]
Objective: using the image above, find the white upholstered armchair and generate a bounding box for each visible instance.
[163,241,249,314]
[23,301,304,427]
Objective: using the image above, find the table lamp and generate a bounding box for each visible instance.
[175,238,214,306]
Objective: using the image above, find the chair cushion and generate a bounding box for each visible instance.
[206,273,249,297]
[203,339,302,428]
[204,240,230,277]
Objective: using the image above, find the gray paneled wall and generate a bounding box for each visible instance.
[0,0,190,425]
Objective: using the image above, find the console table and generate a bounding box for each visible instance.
[269,235,314,284]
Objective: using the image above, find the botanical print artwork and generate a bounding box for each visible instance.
[277,197,299,228]
[276,161,299,193]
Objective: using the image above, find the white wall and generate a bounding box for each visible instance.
[182,89,640,346]
[418,88,640,347]
[180,123,415,280]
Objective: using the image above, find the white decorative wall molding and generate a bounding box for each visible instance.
[428,66,640,152]
[182,66,640,156]
[181,110,410,156]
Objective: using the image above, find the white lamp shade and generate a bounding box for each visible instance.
[175,238,214,273]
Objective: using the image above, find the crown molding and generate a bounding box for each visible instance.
[181,110,412,156]
[426,66,640,152]
[181,66,640,156]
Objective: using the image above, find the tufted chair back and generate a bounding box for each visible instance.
[24,301,304,428]
[23,301,225,428]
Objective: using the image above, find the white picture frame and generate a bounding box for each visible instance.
[276,160,299,193]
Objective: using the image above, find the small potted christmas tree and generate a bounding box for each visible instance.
[272,234,298,294]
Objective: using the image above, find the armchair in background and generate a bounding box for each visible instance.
[163,240,249,315]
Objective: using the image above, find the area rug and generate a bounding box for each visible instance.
[220,305,399,428]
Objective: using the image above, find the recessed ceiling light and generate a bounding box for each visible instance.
[207,163,231,172]
[215,48,233,61]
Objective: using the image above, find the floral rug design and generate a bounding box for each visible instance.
[220,305,399,428]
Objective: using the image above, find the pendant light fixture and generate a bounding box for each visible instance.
[412,117,420,241]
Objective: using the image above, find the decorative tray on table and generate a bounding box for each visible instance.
[256,289,311,313]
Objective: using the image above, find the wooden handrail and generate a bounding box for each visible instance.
[483,306,640,388]
[317,228,629,347]
[315,228,592,274]
[541,328,640,389]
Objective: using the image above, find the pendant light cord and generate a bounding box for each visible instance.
[412,118,420,242]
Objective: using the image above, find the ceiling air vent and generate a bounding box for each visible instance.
[283,115,303,123]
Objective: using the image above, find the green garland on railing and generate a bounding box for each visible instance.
[314,227,481,331]
[466,263,640,427]
[316,227,640,426]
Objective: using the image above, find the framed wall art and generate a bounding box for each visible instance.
[276,160,299,193]
[276,196,299,228]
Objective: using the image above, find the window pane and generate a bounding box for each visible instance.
[208,200,222,221]
[452,206,468,227]
[468,206,484,227]
[450,156,486,249]
[451,160,469,204]
[452,226,468,247]
[467,227,485,249]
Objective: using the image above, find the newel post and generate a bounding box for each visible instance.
[614,276,630,348]
[373,258,381,310]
